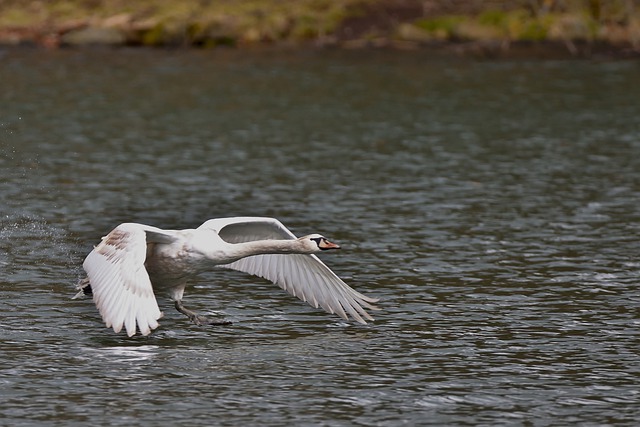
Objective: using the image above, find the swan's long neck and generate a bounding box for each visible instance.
[223,239,308,261]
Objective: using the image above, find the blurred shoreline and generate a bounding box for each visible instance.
[1,0,639,59]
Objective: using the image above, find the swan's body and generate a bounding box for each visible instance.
[78,217,379,336]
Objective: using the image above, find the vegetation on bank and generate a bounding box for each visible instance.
[0,0,638,55]
[3,0,366,47]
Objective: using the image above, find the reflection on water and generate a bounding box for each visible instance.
[1,48,639,425]
[82,345,160,362]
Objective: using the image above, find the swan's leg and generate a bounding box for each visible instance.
[174,300,232,326]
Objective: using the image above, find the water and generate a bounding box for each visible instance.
[1,47,639,426]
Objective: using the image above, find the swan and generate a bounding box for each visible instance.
[76,217,379,336]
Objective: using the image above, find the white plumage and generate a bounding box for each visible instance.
[79,217,379,336]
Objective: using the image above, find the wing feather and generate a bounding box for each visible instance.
[199,217,379,324]
[82,223,167,336]
[199,217,296,242]
[224,252,378,324]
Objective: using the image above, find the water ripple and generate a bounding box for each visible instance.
[0,49,639,426]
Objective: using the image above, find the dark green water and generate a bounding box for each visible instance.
[1,48,639,426]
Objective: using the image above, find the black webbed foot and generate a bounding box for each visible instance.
[174,300,232,327]
[191,314,233,326]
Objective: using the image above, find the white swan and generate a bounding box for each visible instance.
[77,217,379,336]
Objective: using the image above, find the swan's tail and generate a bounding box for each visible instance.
[72,277,93,299]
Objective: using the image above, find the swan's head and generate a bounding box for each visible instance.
[300,234,341,252]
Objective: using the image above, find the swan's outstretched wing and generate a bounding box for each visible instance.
[198,217,297,241]
[199,217,379,324]
[82,223,174,336]
[226,253,379,324]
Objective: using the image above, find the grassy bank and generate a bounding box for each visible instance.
[0,0,368,47]
[0,0,638,56]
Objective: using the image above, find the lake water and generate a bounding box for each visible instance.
[1,47,639,426]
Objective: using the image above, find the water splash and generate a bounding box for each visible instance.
[0,214,80,285]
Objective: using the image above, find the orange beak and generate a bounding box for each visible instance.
[319,239,341,250]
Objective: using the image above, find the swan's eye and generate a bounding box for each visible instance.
[310,237,328,249]
[311,236,340,251]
